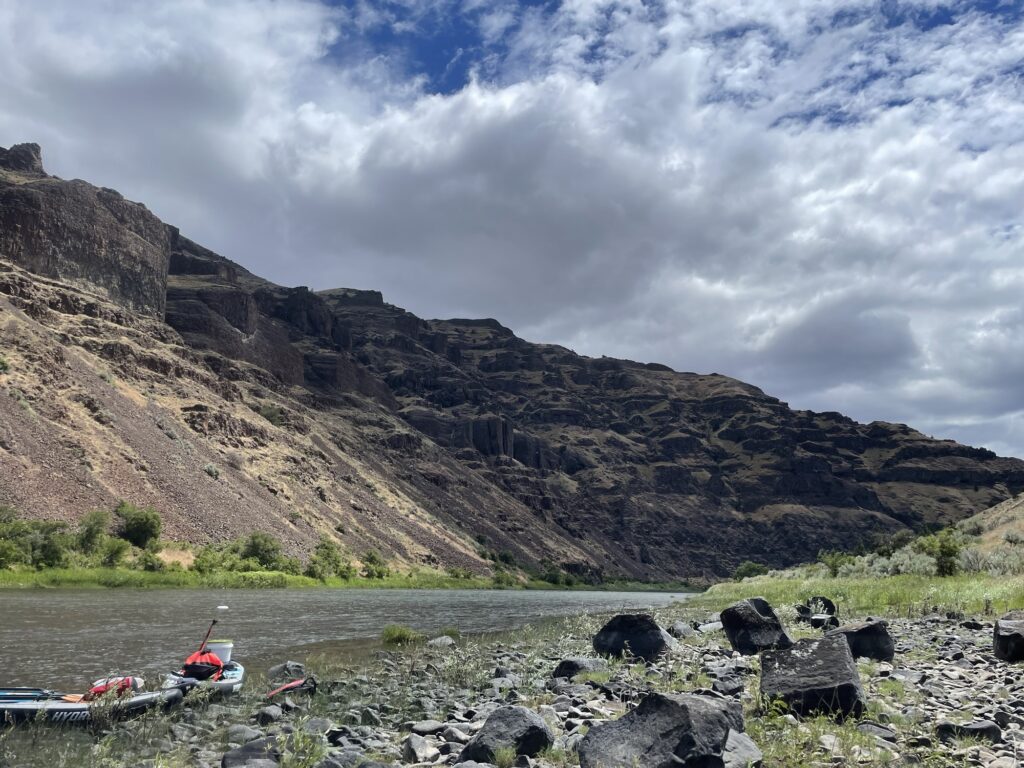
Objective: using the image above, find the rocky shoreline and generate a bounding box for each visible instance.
[5,602,1024,767]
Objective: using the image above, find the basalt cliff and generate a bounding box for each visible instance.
[1,142,1022,582]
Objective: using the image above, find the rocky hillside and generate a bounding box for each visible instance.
[1,142,1022,582]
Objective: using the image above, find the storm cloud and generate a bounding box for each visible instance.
[1,0,1022,455]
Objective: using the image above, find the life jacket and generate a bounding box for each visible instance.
[84,676,144,700]
[181,650,224,681]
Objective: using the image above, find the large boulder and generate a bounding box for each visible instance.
[826,619,895,662]
[578,691,754,768]
[720,597,793,655]
[760,635,865,719]
[994,611,1024,662]
[593,614,675,663]
[458,706,554,762]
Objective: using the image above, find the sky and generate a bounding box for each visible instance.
[1,0,1023,456]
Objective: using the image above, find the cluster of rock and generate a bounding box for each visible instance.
[57,600,1024,768]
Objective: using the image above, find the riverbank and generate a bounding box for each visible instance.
[4,577,1021,767]
[0,566,696,592]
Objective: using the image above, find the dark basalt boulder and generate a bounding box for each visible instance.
[221,737,280,768]
[936,720,1002,743]
[552,657,608,679]
[593,614,676,663]
[994,611,1024,662]
[760,635,865,719]
[578,691,755,768]
[458,706,554,762]
[826,619,895,662]
[720,597,793,655]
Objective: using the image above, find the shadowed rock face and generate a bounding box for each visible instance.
[0,145,172,316]
[1,141,1023,581]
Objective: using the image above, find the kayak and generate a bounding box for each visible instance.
[0,688,183,725]
[163,661,245,696]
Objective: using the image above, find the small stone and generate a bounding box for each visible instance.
[403,733,440,762]
[255,705,283,726]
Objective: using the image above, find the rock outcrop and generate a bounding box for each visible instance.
[0,144,172,316]
[2,141,1024,579]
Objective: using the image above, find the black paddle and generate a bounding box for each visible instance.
[195,605,230,655]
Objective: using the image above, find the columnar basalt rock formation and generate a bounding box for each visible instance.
[2,142,1024,579]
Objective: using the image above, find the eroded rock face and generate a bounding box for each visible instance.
[593,614,676,663]
[0,144,172,316]
[0,143,44,175]
[578,691,748,768]
[3,141,1024,582]
[760,635,865,720]
[720,597,793,655]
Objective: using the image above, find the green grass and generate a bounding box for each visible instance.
[686,572,1024,618]
[0,564,693,591]
[0,567,320,589]
[381,623,425,646]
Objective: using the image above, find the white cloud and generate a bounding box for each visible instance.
[1,0,1023,455]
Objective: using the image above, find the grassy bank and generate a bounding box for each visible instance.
[0,566,693,592]
[686,571,1024,618]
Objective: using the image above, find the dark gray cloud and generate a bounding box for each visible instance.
[1,0,1022,456]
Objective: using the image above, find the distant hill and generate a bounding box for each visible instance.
[1,142,1022,582]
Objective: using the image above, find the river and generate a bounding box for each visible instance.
[0,588,687,691]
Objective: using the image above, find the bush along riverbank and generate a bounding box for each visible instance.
[6,588,1024,767]
[0,504,691,592]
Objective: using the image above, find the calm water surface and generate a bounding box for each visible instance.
[0,588,686,690]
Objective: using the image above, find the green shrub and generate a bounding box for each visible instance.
[1004,530,1024,546]
[914,529,963,576]
[492,570,517,588]
[305,536,354,581]
[0,506,70,568]
[232,571,288,589]
[361,550,390,579]
[240,532,282,568]
[733,561,769,580]
[0,539,27,568]
[0,357,9,374]
[258,404,286,426]
[78,510,110,554]
[381,624,423,646]
[135,549,164,572]
[115,502,162,549]
[100,537,129,567]
[203,463,220,480]
[818,549,855,578]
